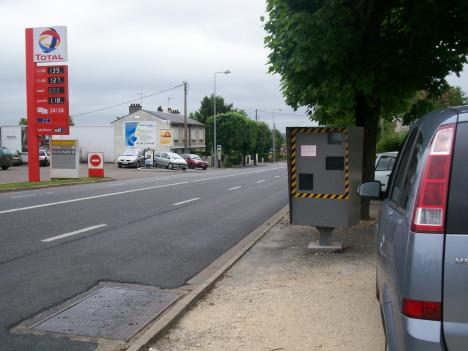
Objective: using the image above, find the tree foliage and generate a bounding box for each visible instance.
[265,0,468,218]
[206,112,257,157]
[192,95,236,125]
[403,86,468,124]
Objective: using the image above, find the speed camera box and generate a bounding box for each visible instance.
[287,126,363,229]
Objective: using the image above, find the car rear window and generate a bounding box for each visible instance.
[447,121,468,234]
[376,156,396,171]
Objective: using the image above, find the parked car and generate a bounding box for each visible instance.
[181,154,208,170]
[0,147,14,170]
[375,152,398,192]
[39,149,50,167]
[11,149,22,166]
[154,152,187,170]
[358,106,468,351]
[116,148,145,168]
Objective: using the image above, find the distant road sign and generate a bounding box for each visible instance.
[217,145,222,151]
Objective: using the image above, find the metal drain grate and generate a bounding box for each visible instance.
[32,286,178,340]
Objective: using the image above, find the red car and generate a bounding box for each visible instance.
[182,154,208,170]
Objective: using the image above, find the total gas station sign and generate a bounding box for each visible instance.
[33,26,67,63]
[26,25,70,182]
[34,65,69,135]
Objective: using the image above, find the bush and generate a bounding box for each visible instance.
[377,132,407,153]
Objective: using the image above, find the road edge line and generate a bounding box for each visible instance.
[126,204,289,351]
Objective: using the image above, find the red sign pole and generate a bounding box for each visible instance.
[25,28,40,182]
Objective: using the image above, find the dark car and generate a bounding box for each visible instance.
[358,106,468,351]
[11,149,22,166]
[182,154,208,170]
[0,147,14,170]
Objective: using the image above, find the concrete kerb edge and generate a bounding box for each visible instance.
[0,178,114,193]
[126,204,290,351]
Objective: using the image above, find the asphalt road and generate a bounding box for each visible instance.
[0,165,287,351]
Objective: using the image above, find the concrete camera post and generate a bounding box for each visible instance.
[287,127,363,252]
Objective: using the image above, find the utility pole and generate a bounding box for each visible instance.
[183,82,188,154]
[213,70,231,168]
[255,109,258,123]
[272,109,282,163]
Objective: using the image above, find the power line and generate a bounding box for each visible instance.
[71,83,184,118]
[256,109,309,117]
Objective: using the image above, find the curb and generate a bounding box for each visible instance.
[0,178,114,193]
[126,204,289,351]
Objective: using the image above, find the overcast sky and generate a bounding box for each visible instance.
[0,0,467,132]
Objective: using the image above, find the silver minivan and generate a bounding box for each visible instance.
[359,106,468,350]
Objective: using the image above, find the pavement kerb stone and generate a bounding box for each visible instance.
[126,204,290,351]
[0,178,114,193]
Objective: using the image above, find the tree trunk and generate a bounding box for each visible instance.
[355,95,380,220]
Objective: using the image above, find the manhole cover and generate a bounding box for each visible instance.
[32,286,178,340]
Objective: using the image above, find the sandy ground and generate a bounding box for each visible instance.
[153,210,385,351]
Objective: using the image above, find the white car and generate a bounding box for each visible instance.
[39,149,50,167]
[375,151,398,192]
[116,149,145,168]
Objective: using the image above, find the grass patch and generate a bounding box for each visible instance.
[0,177,112,191]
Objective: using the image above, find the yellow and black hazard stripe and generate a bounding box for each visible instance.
[290,127,350,200]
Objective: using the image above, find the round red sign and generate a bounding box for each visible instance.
[90,154,101,167]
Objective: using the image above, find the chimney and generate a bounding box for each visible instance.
[129,103,142,114]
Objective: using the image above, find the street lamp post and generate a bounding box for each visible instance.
[272,109,281,162]
[213,70,231,168]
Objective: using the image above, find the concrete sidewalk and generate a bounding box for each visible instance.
[152,204,385,351]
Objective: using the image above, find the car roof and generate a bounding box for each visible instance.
[377,152,398,157]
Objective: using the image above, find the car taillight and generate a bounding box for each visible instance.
[403,298,441,320]
[411,124,456,234]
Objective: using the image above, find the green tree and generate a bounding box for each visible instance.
[265,0,468,218]
[255,121,272,154]
[206,112,258,164]
[403,86,468,124]
[192,95,235,125]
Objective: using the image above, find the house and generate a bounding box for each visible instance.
[112,104,205,156]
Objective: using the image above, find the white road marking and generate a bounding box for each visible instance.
[256,180,265,183]
[275,175,280,178]
[41,224,107,242]
[173,198,200,206]
[10,194,35,199]
[228,186,242,191]
[0,167,282,215]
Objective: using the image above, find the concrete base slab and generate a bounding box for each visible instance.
[307,241,343,253]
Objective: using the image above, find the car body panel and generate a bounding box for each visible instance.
[375,152,398,192]
[39,149,50,167]
[154,152,187,169]
[374,107,468,351]
[0,147,14,169]
[116,148,145,168]
[181,154,208,169]
[443,118,468,349]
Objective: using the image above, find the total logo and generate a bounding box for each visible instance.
[33,26,67,63]
[39,28,61,53]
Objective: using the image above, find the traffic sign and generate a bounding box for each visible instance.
[88,152,104,177]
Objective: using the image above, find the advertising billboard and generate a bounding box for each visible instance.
[159,129,173,145]
[124,122,156,148]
